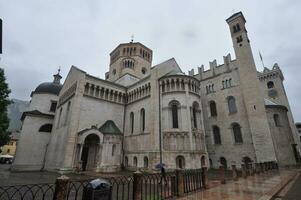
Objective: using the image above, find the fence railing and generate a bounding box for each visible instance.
[0,162,278,200]
[0,183,55,200]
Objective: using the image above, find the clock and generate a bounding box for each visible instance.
[268,89,278,98]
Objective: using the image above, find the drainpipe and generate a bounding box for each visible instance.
[121,93,127,168]
[158,80,162,164]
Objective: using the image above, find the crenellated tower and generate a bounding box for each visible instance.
[106,41,152,82]
[226,12,277,162]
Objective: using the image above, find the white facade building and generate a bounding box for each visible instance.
[12,12,299,172]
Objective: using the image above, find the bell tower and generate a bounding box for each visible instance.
[226,12,277,163]
[106,41,153,82]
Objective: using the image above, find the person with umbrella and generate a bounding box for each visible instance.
[156,163,167,185]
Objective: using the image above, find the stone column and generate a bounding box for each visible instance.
[241,164,247,178]
[176,169,184,196]
[53,175,70,200]
[133,171,143,200]
[232,165,238,181]
[220,166,226,184]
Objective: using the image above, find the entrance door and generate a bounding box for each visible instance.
[81,134,100,171]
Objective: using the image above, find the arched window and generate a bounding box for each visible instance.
[232,123,243,143]
[267,81,274,89]
[140,108,145,132]
[209,101,217,117]
[274,114,281,126]
[133,156,138,167]
[220,157,227,168]
[130,112,134,134]
[124,156,128,167]
[170,101,180,128]
[143,156,148,168]
[176,155,185,169]
[192,102,199,129]
[112,144,116,156]
[64,101,71,125]
[213,126,221,144]
[39,124,53,132]
[227,96,237,113]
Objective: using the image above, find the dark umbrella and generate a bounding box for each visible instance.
[155,163,166,169]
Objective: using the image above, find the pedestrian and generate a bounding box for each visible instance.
[159,165,167,185]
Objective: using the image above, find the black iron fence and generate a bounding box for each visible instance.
[182,169,203,193]
[0,168,209,200]
[0,183,55,200]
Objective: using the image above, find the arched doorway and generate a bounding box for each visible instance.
[81,134,100,171]
[176,155,185,169]
[220,157,227,169]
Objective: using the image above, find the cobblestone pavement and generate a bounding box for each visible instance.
[178,170,298,200]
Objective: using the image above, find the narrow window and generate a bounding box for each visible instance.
[144,156,148,168]
[50,101,57,112]
[140,108,145,132]
[130,112,134,133]
[274,114,281,126]
[112,144,116,156]
[172,104,179,128]
[209,101,217,117]
[228,96,237,113]
[192,103,198,129]
[222,81,225,89]
[133,156,138,167]
[267,81,274,89]
[232,123,243,143]
[213,126,221,144]
[176,156,185,169]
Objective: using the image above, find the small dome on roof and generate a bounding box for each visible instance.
[31,70,63,96]
[32,82,62,96]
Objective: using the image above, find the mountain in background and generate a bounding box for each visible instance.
[7,98,30,132]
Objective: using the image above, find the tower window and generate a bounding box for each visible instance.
[233,24,241,33]
[232,123,243,143]
[227,96,237,113]
[209,101,217,117]
[274,114,281,126]
[213,126,221,144]
[141,68,146,74]
[112,69,116,75]
[267,81,274,89]
[130,112,134,134]
[236,35,243,43]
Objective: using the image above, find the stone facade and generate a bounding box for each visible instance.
[12,12,299,172]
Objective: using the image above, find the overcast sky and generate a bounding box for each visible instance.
[0,0,300,121]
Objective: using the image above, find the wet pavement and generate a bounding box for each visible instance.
[178,169,298,200]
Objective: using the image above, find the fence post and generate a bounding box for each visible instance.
[53,175,70,200]
[175,169,184,196]
[219,165,226,184]
[250,163,255,176]
[201,167,208,189]
[260,163,264,173]
[231,164,238,181]
[133,171,143,200]
[241,164,247,178]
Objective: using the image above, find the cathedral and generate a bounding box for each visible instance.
[12,12,300,173]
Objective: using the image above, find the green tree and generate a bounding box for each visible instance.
[0,68,11,151]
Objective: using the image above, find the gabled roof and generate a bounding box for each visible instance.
[99,120,122,135]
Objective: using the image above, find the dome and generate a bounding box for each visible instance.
[31,82,62,96]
